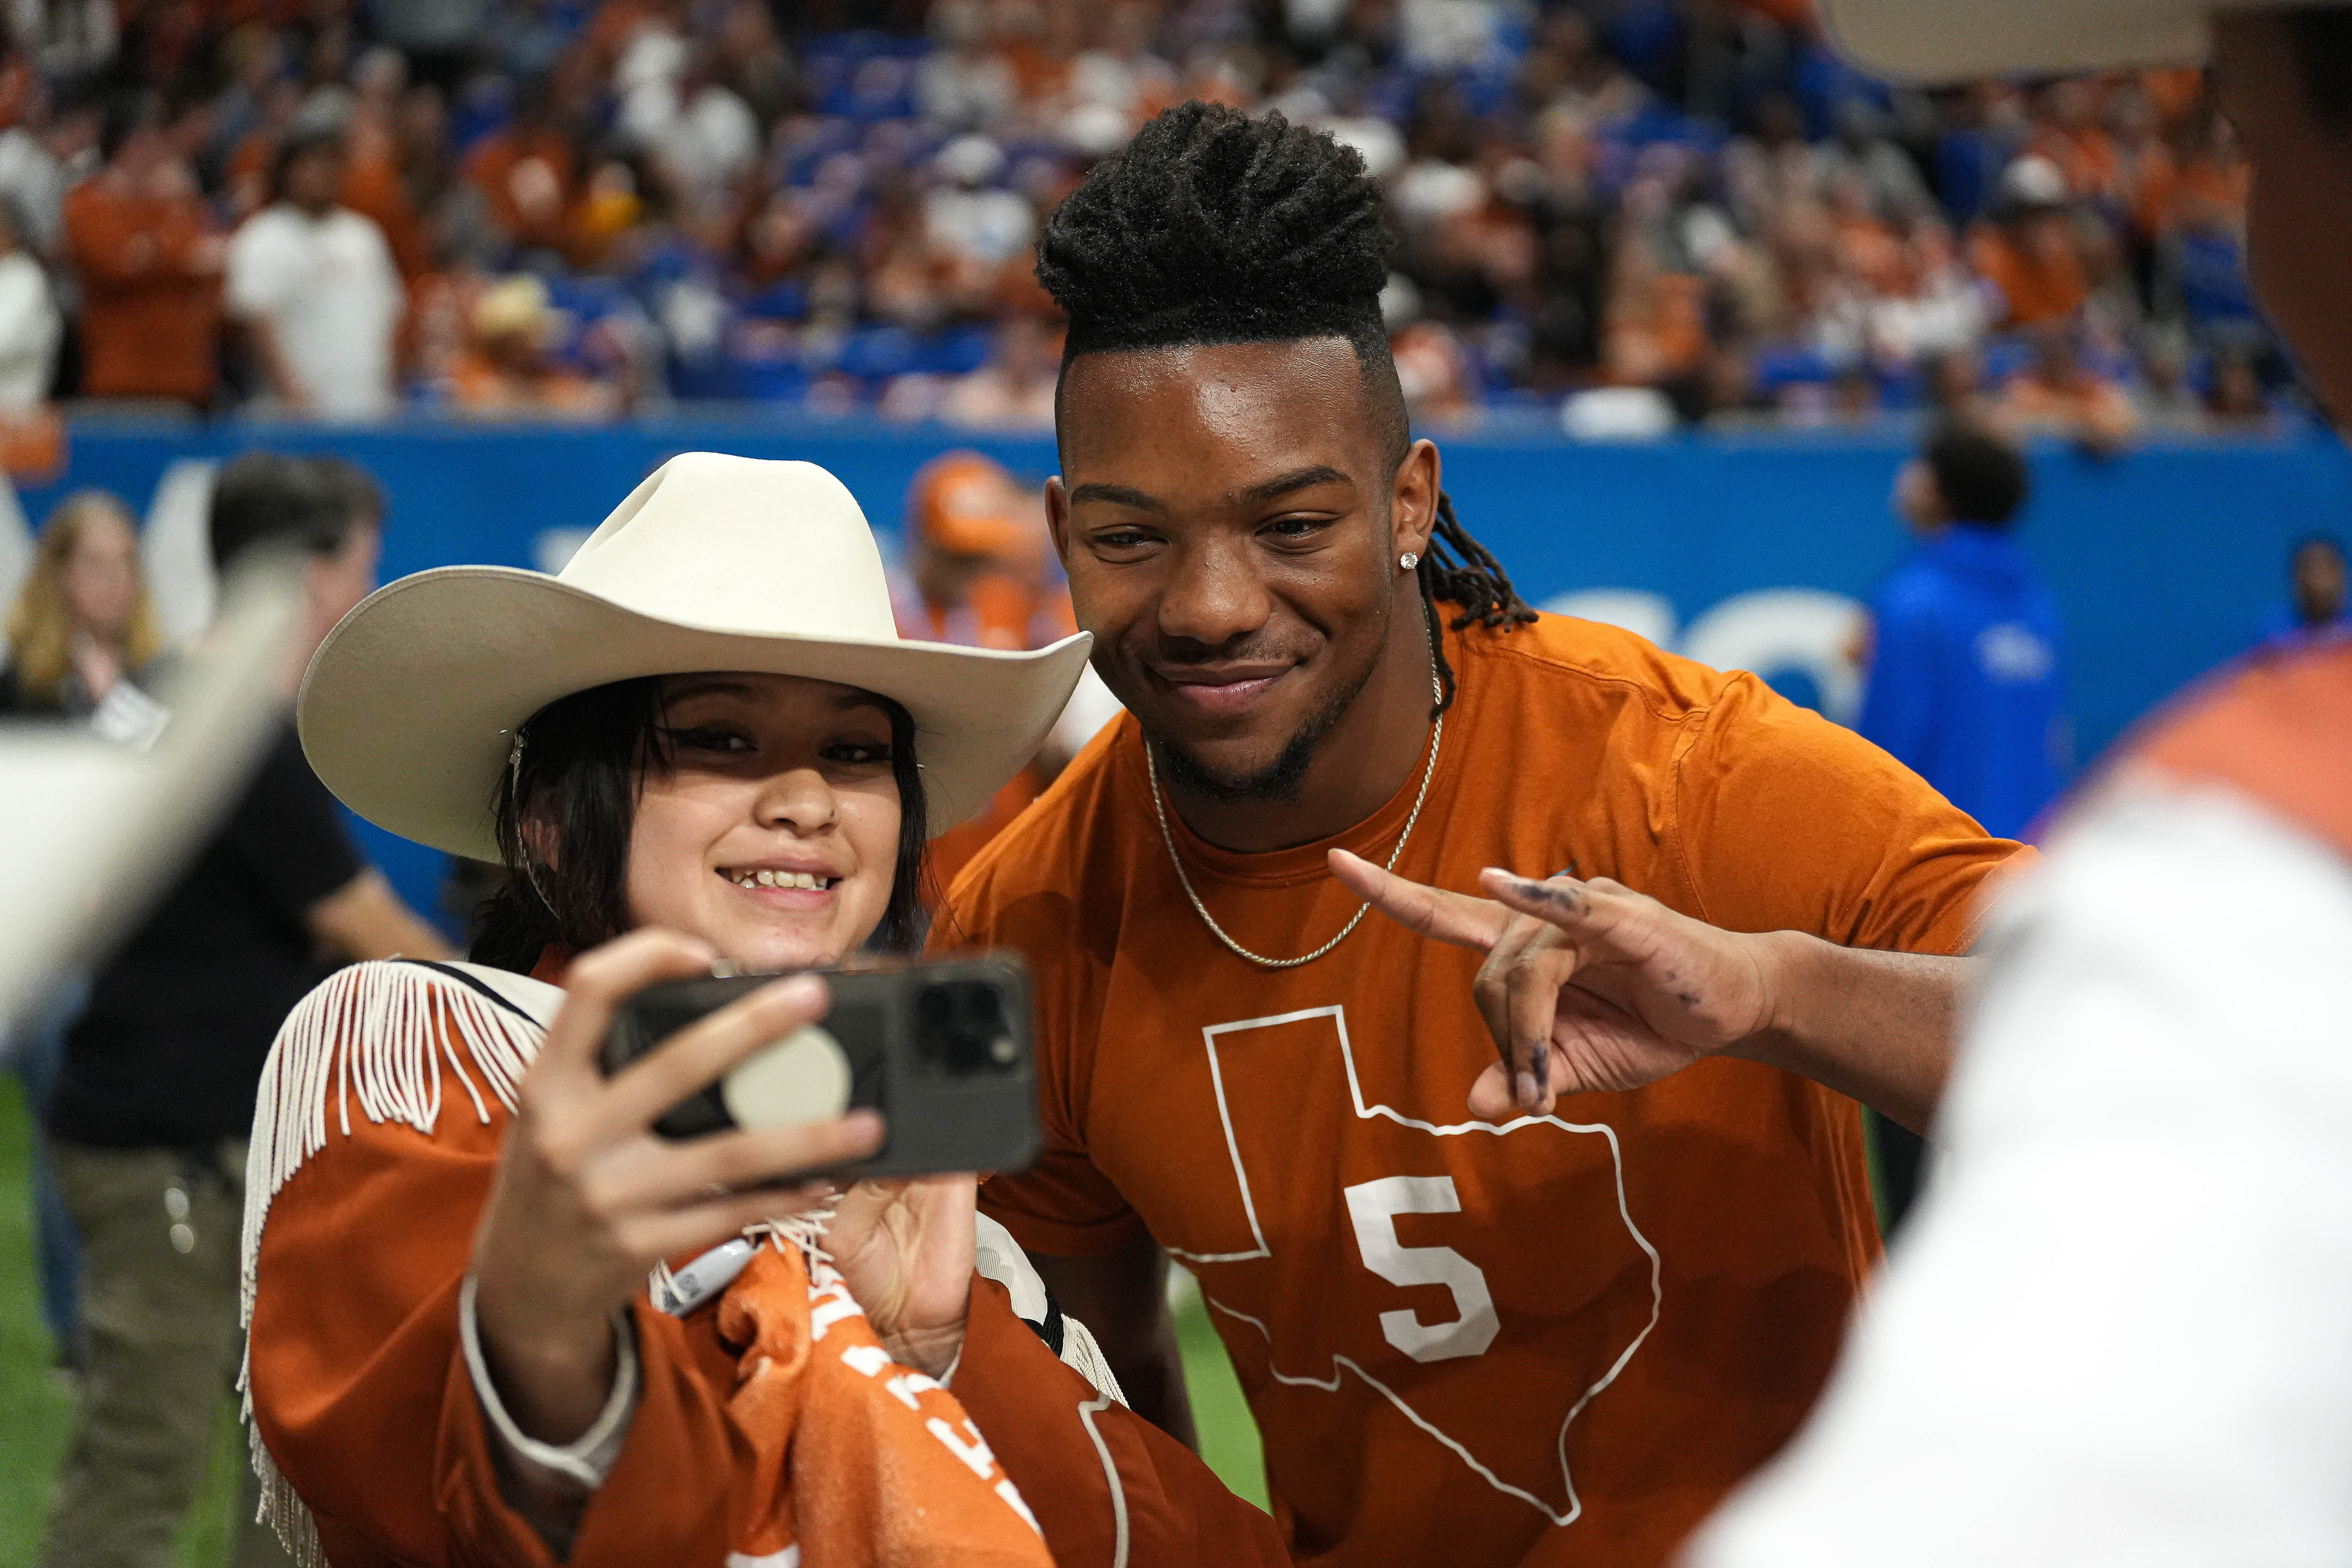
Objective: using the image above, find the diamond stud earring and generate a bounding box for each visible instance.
[1399,552,1420,571]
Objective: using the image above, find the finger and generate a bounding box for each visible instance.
[592,972,831,1142]
[617,1110,886,1211]
[1504,944,1579,1114]
[1466,1060,1519,1121]
[1330,848,1508,952]
[619,1184,846,1268]
[527,929,720,1105]
[1477,868,1621,934]
[1471,913,1555,1098]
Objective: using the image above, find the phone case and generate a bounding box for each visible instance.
[598,956,1040,1178]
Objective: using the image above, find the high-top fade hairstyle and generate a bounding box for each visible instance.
[1036,101,1535,714]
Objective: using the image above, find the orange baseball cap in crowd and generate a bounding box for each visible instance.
[907,451,1038,560]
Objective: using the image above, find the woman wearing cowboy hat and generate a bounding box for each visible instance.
[238,453,1284,1568]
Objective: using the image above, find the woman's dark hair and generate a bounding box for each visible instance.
[468,677,930,973]
[1036,100,1534,716]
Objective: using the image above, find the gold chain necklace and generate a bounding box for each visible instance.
[1144,671,1444,969]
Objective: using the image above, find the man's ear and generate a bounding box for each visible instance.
[1044,476,1072,563]
[1391,438,1441,560]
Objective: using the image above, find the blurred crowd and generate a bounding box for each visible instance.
[0,0,2299,437]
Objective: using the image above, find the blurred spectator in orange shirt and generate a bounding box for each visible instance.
[63,95,224,408]
[1603,230,1709,387]
[1968,155,2090,328]
[446,274,616,419]
[890,449,1114,893]
[2000,323,2139,452]
[336,48,433,282]
[2025,78,2123,204]
[461,74,581,256]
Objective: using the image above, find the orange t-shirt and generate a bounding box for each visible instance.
[1967,225,2089,328]
[62,178,223,404]
[938,614,2024,1568]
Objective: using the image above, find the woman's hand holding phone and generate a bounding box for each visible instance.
[469,929,885,1449]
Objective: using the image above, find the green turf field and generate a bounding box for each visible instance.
[0,1074,1266,1565]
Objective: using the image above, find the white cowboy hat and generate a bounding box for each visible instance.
[298,452,1091,863]
[1816,0,2331,81]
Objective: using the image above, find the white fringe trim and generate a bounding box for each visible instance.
[1059,1316,1127,1409]
[237,962,550,1568]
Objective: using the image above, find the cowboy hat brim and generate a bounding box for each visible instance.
[299,564,1094,864]
[1815,0,2210,82]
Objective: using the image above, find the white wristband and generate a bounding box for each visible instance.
[458,1275,641,1490]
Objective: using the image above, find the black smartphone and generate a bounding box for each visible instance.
[597,954,1039,1178]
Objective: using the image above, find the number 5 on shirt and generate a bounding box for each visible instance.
[1343,1176,1500,1363]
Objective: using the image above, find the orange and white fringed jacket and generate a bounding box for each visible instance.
[239,957,1285,1568]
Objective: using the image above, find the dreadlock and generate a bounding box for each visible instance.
[1416,493,1538,712]
[1037,100,1533,714]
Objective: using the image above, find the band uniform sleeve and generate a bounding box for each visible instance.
[1684,790,2352,1568]
[936,859,1146,1260]
[1667,672,2029,955]
[952,1276,1289,1566]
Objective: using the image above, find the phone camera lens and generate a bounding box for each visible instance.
[916,980,1017,1076]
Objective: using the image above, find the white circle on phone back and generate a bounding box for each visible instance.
[721,1025,852,1131]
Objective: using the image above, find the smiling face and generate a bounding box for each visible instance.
[1047,337,1437,803]
[622,672,902,972]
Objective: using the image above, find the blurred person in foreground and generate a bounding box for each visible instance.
[0,490,167,1368]
[1855,421,2066,1231]
[2257,533,2348,649]
[62,93,224,410]
[890,449,1118,892]
[226,128,405,420]
[35,453,450,1568]
[1687,6,2352,1563]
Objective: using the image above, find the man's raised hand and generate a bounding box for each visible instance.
[1328,849,1777,1118]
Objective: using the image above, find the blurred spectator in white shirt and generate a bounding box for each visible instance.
[917,0,1016,133]
[0,198,60,412]
[924,135,1033,268]
[0,79,97,262]
[226,129,404,420]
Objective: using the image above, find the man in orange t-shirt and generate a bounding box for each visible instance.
[934,104,2026,1568]
[63,100,224,406]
